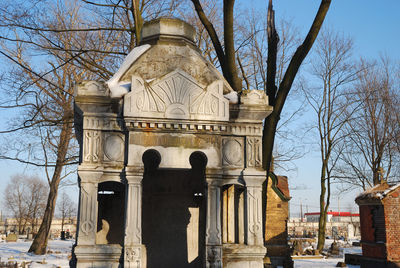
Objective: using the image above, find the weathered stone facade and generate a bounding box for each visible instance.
[72,18,273,268]
[354,182,400,268]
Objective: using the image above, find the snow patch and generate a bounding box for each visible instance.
[382,183,400,197]
[107,44,151,98]
[224,91,238,104]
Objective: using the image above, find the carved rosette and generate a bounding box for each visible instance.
[103,133,124,162]
[222,137,244,168]
[246,137,262,168]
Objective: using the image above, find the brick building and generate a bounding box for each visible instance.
[355,182,400,268]
[264,173,292,268]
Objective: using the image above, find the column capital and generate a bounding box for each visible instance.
[206,168,223,177]
[242,168,267,187]
[125,165,144,184]
[78,169,103,183]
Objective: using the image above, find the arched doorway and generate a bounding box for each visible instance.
[142,150,207,268]
[97,181,125,245]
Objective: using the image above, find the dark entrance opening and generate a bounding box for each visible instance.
[142,150,207,268]
[97,181,125,245]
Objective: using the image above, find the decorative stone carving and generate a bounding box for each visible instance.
[83,130,101,163]
[75,81,109,97]
[246,137,262,168]
[124,69,229,121]
[246,186,263,246]
[78,182,98,245]
[229,124,262,136]
[240,89,269,106]
[84,117,121,131]
[206,245,222,268]
[128,120,227,133]
[125,246,142,267]
[125,181,142,245]
[206,184,222,245]
[103,133,124,162]
[222,138,244,167]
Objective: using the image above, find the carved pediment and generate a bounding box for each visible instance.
[124,69,229,121]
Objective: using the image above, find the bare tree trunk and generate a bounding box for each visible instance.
[223,0,241,91]
[28,123,72,254]
[263,0,331,173]
[317,161,331,251]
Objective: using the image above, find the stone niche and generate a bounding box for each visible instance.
[72,18,272,268]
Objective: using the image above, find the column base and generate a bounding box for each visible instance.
[222,244,266,268]
[124,245,146,268]
[74,244,122,268]
[206,245,222,268]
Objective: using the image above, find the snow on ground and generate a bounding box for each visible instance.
[294,239,362,268]
[0,239,73,268]
[294,258,359,268]
[0,238,362,268]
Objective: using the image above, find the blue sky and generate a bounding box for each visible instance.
[246,0,400,216]
[1,0,399,217]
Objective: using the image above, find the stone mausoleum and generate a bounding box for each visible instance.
[72,18,277,268]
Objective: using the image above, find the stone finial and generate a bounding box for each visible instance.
[141,17,196,44]
[75,81,109,97]
[240,90,269,106]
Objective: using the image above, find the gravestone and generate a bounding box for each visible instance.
[6,233,17,242]
[72,18,272,268]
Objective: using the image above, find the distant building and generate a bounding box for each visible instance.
[288,211,360,239]
[305,211,360,223]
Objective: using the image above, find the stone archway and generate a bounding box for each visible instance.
[142,150,207,268]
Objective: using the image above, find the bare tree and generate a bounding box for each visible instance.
[0,0,102,254]
[57,191,77,233]
[0,0,182,254]
[3,175,29,234]
[337,58,400,189]
[191,0,331,174]
[302,29,358,251]
[25,177,48,235]
[3,174,47,234]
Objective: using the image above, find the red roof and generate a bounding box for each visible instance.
[304,211,360,217]
[276,175,290,199]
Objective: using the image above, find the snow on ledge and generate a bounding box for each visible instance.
[107,44,151,98]
[224,91,238,104]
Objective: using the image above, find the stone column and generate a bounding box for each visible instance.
[76,171,102,246]
[246,183,264,246]
[206,170,223,268]
[124,168,144,268]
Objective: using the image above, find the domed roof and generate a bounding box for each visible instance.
[107,18,234,98]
